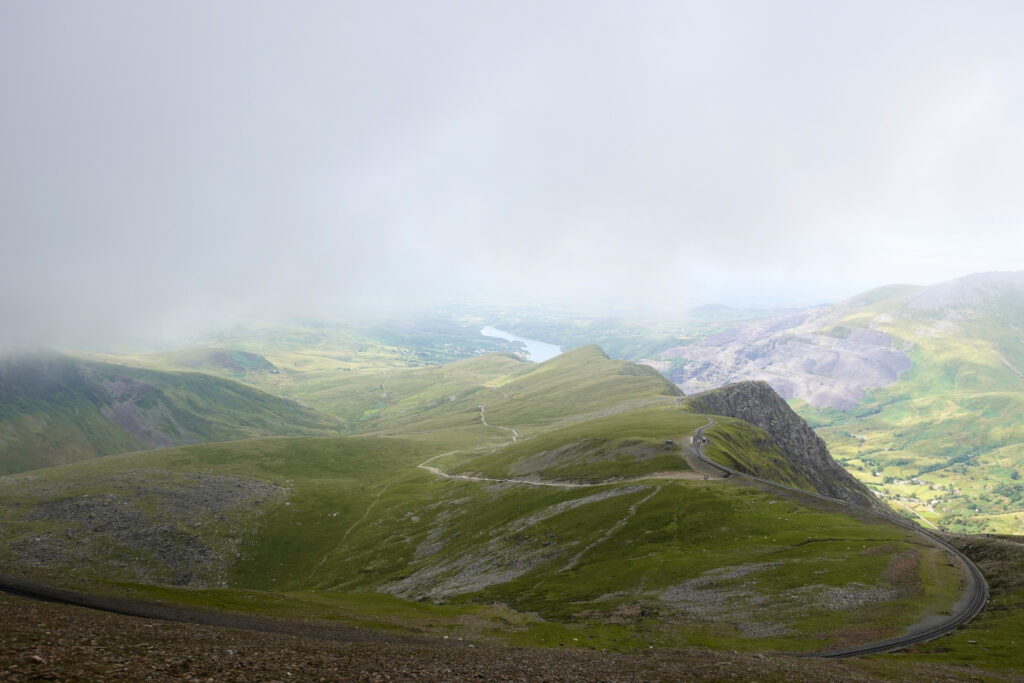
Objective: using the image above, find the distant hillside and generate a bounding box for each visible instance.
[657,306,913,411]
[658,271,1024,534]
[287,345,683,446]
[187,315,518,372]
[109,348,279,379]
[0,352,342,474]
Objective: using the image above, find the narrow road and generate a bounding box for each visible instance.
[691,417,989,658]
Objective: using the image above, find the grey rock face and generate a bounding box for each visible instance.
[657,306,911,411]
[687,381,881,510]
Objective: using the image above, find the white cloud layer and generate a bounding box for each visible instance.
[3,1,1024,347]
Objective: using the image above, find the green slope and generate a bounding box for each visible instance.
[479,346,682,433]
[0,348,979,655]
[0,429,966,655]
[698,416,815,491]
[450,406,705,482]
[290,350,530,433]
[280,346,683,448]
[0,353,342,474]
[797,273,1024,533]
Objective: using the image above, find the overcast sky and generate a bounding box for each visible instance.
[3,1,1024,348]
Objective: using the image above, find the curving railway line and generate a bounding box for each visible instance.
[691,418,990,658]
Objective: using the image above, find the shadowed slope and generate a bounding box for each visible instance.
[0,352,342,474]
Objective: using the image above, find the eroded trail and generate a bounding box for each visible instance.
[558,485,662,572]
[416,405,707,489]
[417,453,593,488]
[477,404,518,441]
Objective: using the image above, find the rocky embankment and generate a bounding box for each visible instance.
[0,469,285,586]
[0,587,983,682]
[686,381,881,510]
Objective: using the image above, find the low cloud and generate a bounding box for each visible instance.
[3,1,1024,349]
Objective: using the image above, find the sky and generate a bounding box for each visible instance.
[3,1,1024,349]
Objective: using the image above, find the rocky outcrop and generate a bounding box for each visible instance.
[1,469,286,586]
[687,381,881,510]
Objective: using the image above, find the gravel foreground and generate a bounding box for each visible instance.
[0,592,996,682]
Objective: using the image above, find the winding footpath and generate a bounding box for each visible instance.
[477,403,518,441]
[416,405,705,487]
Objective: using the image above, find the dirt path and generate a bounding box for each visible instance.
[477,404,518,441]
[559,485,662,572]
[417,452,593,488]
[416,406,708,489]
[1000,354,1024,381]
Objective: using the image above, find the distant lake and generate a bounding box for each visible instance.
[480,326,562,363]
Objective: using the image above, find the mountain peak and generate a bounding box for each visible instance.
[907,270,1024,312]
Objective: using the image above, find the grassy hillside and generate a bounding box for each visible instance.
[451,407,706,482]
[289,351,530,434]
[478,346,682,432]
[79,314,521,395]
[0,345,996,660]
[700,416,816,491]
[277,346,683,449]
[797,274,1024,533]
[0,428,966,655]
[82,348,281,383]
[76,339,683,454]
[0,353,342,474]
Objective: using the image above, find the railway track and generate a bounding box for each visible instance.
[692,418,990,658]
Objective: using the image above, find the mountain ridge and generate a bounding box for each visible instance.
[685,381,883,510]
[0,352,342,474]
[654,270,1024,534]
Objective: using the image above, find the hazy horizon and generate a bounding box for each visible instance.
[4,2,1024,349]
